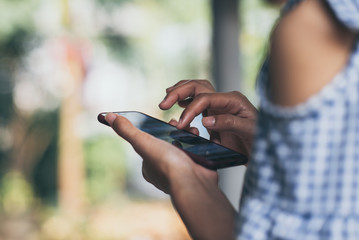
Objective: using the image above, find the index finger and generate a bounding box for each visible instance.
[177,92,253,129]
[159,80,215,110]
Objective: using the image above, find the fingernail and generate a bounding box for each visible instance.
[105,113,117,126]
[202,116,215,127]
[169,119,178,126]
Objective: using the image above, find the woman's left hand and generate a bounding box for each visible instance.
[104,112,236,240]
[104,113,218,194]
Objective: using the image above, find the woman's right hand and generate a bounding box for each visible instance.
[159,80,258,157]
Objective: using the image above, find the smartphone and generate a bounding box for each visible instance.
[98,111,248,170]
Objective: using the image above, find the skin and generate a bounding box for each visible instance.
[269,0,356,106]
[159,80,257,156]
[105,1,356,239]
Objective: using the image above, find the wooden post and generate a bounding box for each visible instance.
[57,0,85,216]
[58,79,85,216]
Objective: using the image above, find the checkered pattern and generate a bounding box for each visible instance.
[236,0,359,239]
[326,0,359,31]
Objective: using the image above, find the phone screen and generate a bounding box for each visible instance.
[98,111,248,169]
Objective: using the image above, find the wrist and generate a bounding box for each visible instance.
[168,160,218,197]
[167,163,236,240]
[167,162,198,196]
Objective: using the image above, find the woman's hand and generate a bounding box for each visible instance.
[160,80,258,156]
[104,113,218,194]
[104,113,236,240]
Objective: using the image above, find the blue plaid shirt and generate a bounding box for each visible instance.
[236,0,359,239]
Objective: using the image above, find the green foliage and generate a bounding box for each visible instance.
[0,28,34,58]
[0,171,34,215]
[148,0,210,23]
[94,0,130,10]
[84,136,127,203]
[100,30,134,63]
[0,27,38,121]
[95,0,129,4]
[0,0,39,40]
[240,0,280,93]
[31,110,60,204]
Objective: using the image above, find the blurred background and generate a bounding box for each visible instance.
[0,0,282,239]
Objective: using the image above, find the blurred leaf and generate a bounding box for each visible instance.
[0,0,38,39]
[84,136,127,203]
[0,171,34,215]
[0,28,35,58]
[94,0,130,10]
[31,110,60,205]
[100,30,134,62]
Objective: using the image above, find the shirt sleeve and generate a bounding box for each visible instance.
[325,0,359,31]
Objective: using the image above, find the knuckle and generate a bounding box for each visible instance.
[176,80,189,86]
[179,80,191,86]
[196,93,211,107]
[188,79,214,91]
[199,79,215,91]
[228,91,251,106]
[197,92,209,100]
[223,116,232,125]
[111,117,122,133]
[186,79,200,88]
[223,116,235,128]
[229,91,243,98]
[237,91,248,101]
[198,79,210,84]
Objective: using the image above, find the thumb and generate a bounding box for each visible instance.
[105,113,172,158]
[202,115,255,137]
[105,113,139,142]
[105,113,152,151]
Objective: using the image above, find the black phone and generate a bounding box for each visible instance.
[97,111,248,170]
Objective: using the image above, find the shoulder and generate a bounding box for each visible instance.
[268,0,357,107]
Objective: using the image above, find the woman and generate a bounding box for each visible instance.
[104,0,359,239]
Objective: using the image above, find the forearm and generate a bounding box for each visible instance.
[169,168,237,240]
